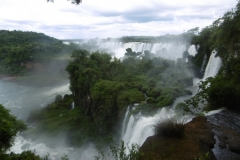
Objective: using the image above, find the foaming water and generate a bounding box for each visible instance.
[121,105,193,150]
[10,135,98,160]
[204,108,224,116]
[188,45,197,56]
[98,41,187,60]
[0,80,91,159]
[203,50,222,80]
[0,80,70,120]
[41,83,70,96]
[120,49,223,150]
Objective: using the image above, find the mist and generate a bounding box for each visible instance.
[0,35,198,160]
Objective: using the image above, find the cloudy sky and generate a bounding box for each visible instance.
[0,0,237,39]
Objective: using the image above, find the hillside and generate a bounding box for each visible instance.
[0,30,78,76]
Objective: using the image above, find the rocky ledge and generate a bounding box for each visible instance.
[140,110,240,160]
[207,110,240,160]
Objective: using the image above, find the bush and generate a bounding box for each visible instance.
[156,94,174,108]
[55,94,63,102]
[146,97,156,104]
[176,102,190,112]
[154,118,185,138]
[0,104,27,152]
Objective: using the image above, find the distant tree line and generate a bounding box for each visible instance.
[0,30,79,75]
[101,33,195,44]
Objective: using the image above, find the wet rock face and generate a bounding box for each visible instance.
[139,116,216,160]
[207,110,240,159]
[139,110,240,160]
[207,110,240,133]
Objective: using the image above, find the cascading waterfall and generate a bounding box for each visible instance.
[120,100,193,149]
[2,42,224,159]
[188,45,197,56]
[120,48,223,149]
[203,50,222,80]
[121,107,174,147]
[98,41,187,59]
[121,106,131,136]
[71,101,75,109]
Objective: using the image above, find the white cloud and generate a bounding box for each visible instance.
[0,0,237,39]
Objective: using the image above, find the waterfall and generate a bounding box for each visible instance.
[120,48,223,150]
[203,50,222,80]
[188,45,197,56]
[120,97,195,149]
[98,41,187,60]
[122,108,161,146]
[71,101,75,109]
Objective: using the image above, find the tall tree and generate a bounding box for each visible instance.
[0,105,26,153]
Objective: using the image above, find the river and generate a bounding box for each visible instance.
[0,80,98,160]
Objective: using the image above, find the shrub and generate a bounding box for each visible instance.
[156,94,174,108]
[55,94,63,102]
[146,97,156,104]
[154,118,185,138]
[175,102,190,112]
[0,104,27,152]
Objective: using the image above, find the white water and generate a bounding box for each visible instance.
[203,50,222,80]
[0,80,98,159]
[120,49,223,149]
[98,41,187,59]
[188,45,197,56]
[120,98,195,149]
[10,134,97,160]
[121,107,176,148]
[0,81,70,120]
[0,44,223,159]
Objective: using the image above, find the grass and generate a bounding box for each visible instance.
[153,117,185,138]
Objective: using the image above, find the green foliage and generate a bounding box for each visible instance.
[146,87,161,98]
[117,33,195,44]
[146,97,156,104]
[61,154,69,160]
[125,48,142,57]
[154,118,185,138]
[0,105,41,159]
[55,94,63,102]
[0,151,41,160]
[64,48,194,137]
[186,74,240,111]
[94,140,143,160]
[185,1,240,111]
[28,94,100,146]
[194,152,210,160]
[175,102,190,112]
[0,30,78,75]
[156,94,174,108]
[186,52,240,111]
[117,89,145,106]
[0,104,27,153]
[190,1,240,77]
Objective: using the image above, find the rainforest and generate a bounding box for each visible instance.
[1,1,240,160]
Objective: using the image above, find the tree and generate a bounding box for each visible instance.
[0,104,27,153]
